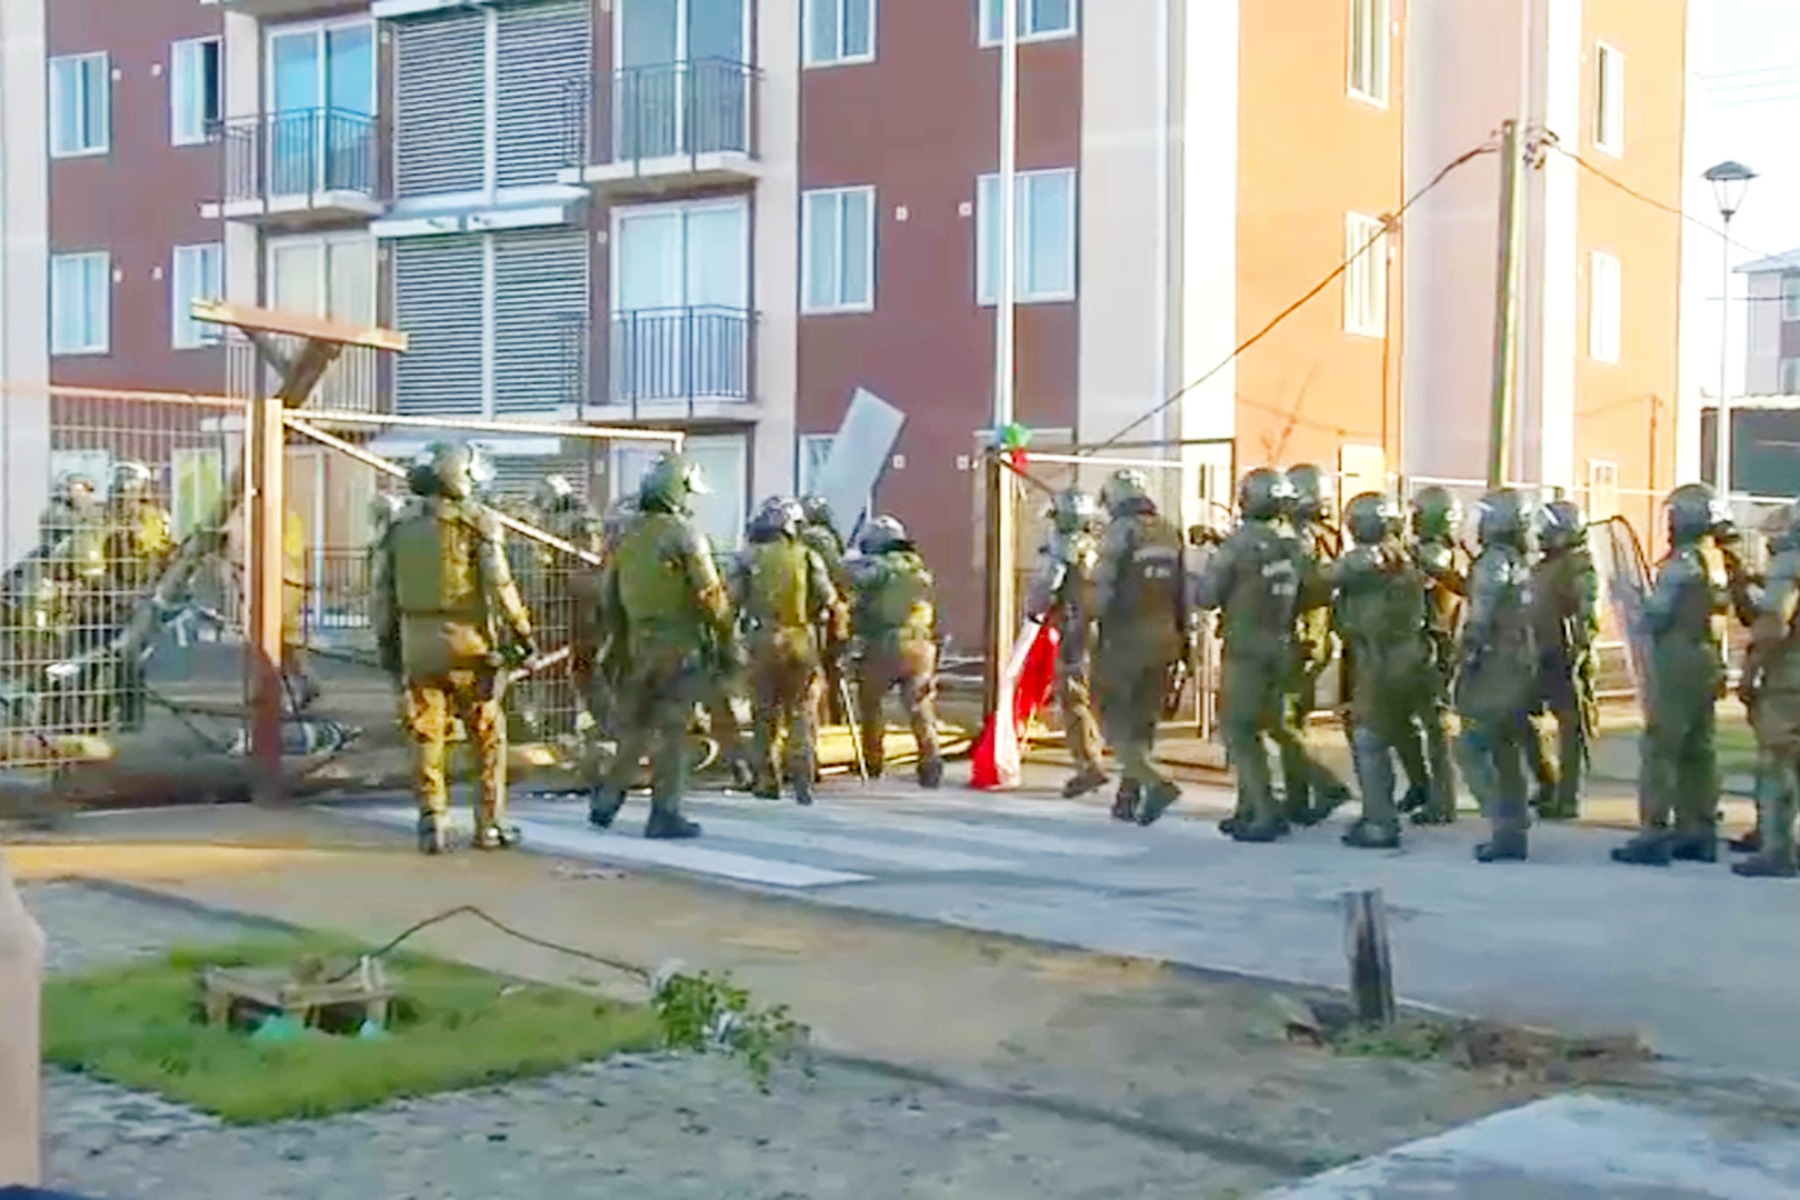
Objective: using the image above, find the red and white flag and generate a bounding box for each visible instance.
[970,617,1061,790]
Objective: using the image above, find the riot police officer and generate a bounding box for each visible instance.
[372,442,536,854]
[1279,464,1354,826]
[1408,486,1467,824]
[1026,487,1107,799]
[799,495,854,736]
[589,453,737,838]
[1613,484,1731,867]
[1333,493,1436,849]
[1526,500,1599,820]
[847,515,944,787]
[1733,500,1800,878]
[1458,488,1538,863]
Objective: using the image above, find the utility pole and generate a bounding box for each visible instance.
[1486,119,1525,489]
[983,0,1020,714]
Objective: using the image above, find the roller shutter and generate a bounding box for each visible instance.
[392,236,485,416]
[496,2,592,188]
[393,13,486,198]
[493,228,591,415]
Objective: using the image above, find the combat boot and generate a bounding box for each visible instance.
[1669,834,1717,863]
[1732,852,1798,879]
[1135,780,1182,827]
[1410,805,1456,826]
[1063,765,1110,800]
[1397,784,1429,815]
[1610,833,1674,867]
[1729,830,1762,854]
[1113,780,1140,823]
[1474,835,1528,863]
[726,756,756,792]
[917,756,944,790]
[751,776,781,801]
[1342,819,1401,850]
[417,813,448,856]
[645,810,702,840]
[792,767,814,808]
[1306,782,1355,826]
[587,787,626,830]
[1229,820,1285,843]
[472,823,521,851]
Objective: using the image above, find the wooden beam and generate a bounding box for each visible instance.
[191,300,410,354]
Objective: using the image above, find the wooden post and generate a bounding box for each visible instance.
[1487,118,1525,489]
[0,857,44,1186]
[247,392,286,786]
[1342,888,1396,1026]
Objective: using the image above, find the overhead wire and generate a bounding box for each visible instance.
[1083,140,1500,456]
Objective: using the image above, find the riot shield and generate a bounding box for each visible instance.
[1593,516,1652,711]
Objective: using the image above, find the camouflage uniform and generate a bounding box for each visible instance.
[588,454,737,839]
[1458,489,1538,863]
[1333,493,1437,850]
[800,496,854,741]
[1195,469,1303,840]
[1613,484,1730,867]
[1026,488,1107,799]
[1733,501,1800,878]
[531,476,606,735]
[847,516,944,788]
[729,498,846,805]
[1524,500,1599,821]
[372,442,536,855]
[100,463,178,728]
[1408,486,1467,825]
[1278,465,1354,826]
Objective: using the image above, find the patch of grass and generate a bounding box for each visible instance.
[45,936,661,1124]
[1332,1020,1459,1062]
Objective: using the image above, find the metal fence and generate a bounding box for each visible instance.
[219,108,379,207]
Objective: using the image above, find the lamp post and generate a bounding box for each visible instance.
[1703,159,1756,501]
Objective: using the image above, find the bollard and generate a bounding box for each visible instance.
[0,855,42,1186]
[1342,888,1396,1027]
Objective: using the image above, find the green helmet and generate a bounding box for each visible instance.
[1344,492,1402,546]
[111,461,153,498]
[420,441,491,502]
[1047,487,1098,534]
[857,514,910,554]
[748,496,801,543]
[56,474,98,511]
[799,494,834,528]
[1284,464,1328,523]
[1760,500,1800,554]
[1539,499,1586,552]
[1237,468,1295,522]
[1411,486,1461,542]
[1474,488,1531,549]
[638,452,709,514]
[1099,469,1154,518]
[1665,482,1725,546]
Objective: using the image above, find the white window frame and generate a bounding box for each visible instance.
[1594,41,1624,156]
[48,52,111,158]
[265,231,379,321]
[170,37,221,147]
[803,0,876,67]
[1781,275,1800,323]
[171,244,225,349]
[978,0,1077,47]
[1588,250,1622,364]
[1779,358,1800,395]
[801,186,877,314]
[264,17,379,116]
[1586,459,1620,521]
[1342,212,1388,338]
[1347,0,1391,107]
[49,252,111,356]
[976,168,1078,306]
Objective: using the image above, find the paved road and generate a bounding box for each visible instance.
[339,777,1800,1086]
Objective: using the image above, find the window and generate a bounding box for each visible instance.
[1588,251,1622,363]
[171,448,225,539]
[1586,460,1620,521]
[802,187,876,313]
[976,169,1077,305]
[171,244,224,349]
[48,53,110,157]
[1348,0,1390,104]
[49,252,110,356]
[1780,358,1800,395]
[1782,275,1800,323]
[1594,42,1624,155]
[979,0,1076,45]
[805,0,874,66]
[170,38,221,146]
[1342,213,1388,337]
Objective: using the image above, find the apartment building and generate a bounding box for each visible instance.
[1740,248,1800,396]
[0,0,1692,644]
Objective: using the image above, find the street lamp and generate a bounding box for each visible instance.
[1703,159,1756,500]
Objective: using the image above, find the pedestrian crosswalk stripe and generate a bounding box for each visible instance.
[348,806,874,889]
[692,815,1023,873]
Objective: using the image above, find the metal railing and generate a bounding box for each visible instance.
[608,306,753,413]
[220,108,378,206]
[226,332,386,414]
[564,59,758,172]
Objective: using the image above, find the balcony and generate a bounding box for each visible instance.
[226,330,387,414]
[559,60,761,197]
[598,306,754,420]
[199,0,350,17]
[210,109,382,226]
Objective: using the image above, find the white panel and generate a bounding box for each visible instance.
[1537,0,1583,490]
[1177,0,1236,451]
[753,0,801,519]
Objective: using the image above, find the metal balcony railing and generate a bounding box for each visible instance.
[608,306,753,412]
[563,59,758,172]
[226,331,385,413]
[220,108,378,206]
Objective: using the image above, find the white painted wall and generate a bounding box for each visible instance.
[0,0,51,562]
[750,0,797,508]
[1532,0,1582,491]
[222,11,260,306]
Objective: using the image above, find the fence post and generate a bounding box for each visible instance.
[247,392,287,788]
[1342,888,1397,1026]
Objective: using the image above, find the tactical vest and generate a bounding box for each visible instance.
[1216,521,1299,648]
[389,501,489,622]
[1335,545,1429,670]
[745,538,812,630]
[861,550,934,639]
[616,511,702,628]
[1104,515,1184,630]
